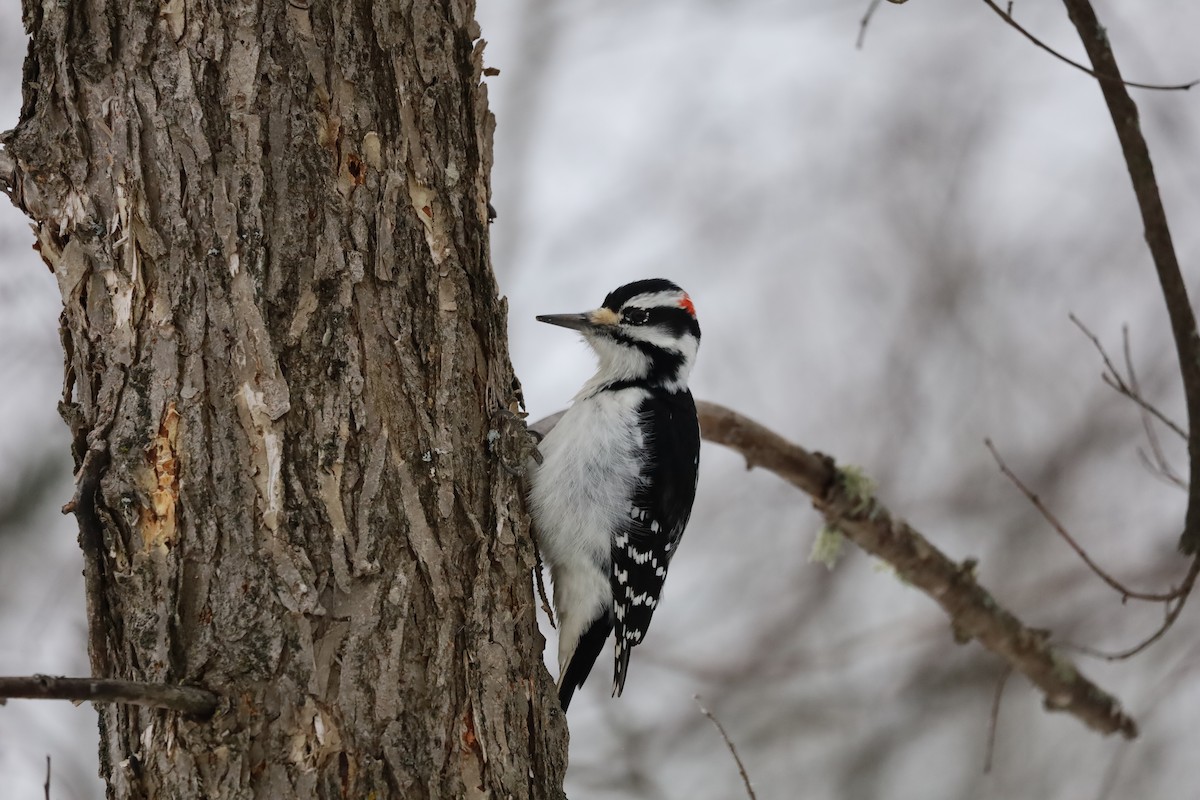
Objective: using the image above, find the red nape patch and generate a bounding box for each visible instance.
[679,293,696,317]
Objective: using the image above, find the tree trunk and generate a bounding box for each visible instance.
[2,1,567,797]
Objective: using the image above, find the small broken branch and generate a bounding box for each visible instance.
[0,675,218,718]
[533,539,557,629]
[983,666,1013,774]
[857,0,885,49]
[65,443,114,679]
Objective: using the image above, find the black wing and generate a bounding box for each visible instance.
[611,388,701,696]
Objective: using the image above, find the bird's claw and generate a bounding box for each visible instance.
[488,406,543,477]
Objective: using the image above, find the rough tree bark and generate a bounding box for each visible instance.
[1,1,567,797]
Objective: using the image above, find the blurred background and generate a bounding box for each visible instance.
[3,0,1199,797]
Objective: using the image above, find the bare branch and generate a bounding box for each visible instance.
[862,0,911,34]
[980,0,1198,91]
[1136,447,1188,491]
[1121,325,1189,489]
[1070,315,1186,441]
[694,401,1137,738]
[857,0,884,49]
[1061,0,1200,554]
[0,675,218,718]
[983,666,1013,774]
[985,438,1180,602]
[1069,557,1200,662]
[695,695,758,800]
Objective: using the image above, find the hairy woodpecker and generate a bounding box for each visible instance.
[528,278,701,710]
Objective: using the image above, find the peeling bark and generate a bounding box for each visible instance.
[2,1,567,797]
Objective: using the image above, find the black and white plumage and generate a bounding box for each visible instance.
[528,279,701,710]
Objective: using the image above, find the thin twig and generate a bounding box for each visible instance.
[1061,0,1200,554]
[0,675,218,718]
[985,438,1181,602]
[533,539,556,629]
[43,755,50,800]
[695,695,757,800]
[1069,557,1200,662]
[1122,325,1188,488]
[856,0,884,49]
[1136,447,1188,490]
[980,0,1197,91]
[527,410,567,629]
[983,666,1013,774]
[1070,314,1187,441]
[1072,314,1186,487]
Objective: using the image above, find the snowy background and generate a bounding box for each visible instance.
[3,0,1200,797]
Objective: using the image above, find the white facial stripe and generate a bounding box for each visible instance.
[624,290,686,311]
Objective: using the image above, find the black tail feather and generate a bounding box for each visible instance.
[558,611,613,710]
[612,631,634,698]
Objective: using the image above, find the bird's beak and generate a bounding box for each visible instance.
[536,308,619,332]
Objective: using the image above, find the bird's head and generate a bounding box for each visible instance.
[537,279,701,391]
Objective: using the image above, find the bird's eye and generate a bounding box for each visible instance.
[623,308,649,326]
